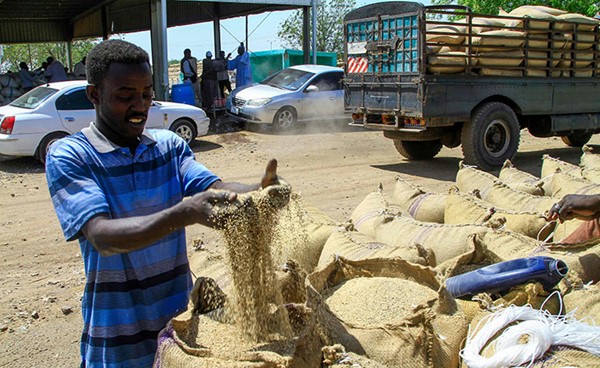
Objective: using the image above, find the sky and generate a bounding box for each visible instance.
[121,0,431,61]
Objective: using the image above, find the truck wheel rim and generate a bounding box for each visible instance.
[484,119,510,158]
[176,126,193,142]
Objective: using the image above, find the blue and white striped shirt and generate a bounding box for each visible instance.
[46,123,219,367]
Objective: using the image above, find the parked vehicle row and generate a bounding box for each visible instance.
[0,81,210,163]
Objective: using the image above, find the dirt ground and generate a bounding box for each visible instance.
[1,119,598,367]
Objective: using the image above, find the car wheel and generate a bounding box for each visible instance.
[272,107,297,130]
[37,132,68,164]
[170,118,197,144]
[561,131,592,147]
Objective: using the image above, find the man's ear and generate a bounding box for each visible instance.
[86,84,100,106]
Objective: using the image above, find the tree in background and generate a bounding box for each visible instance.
[430,0,598,17]
[0,39,99,74]
[278,0,356,55]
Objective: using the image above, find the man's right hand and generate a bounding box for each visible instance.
[187,189,240,228]
[547,194,600,222]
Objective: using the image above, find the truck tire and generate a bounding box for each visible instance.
[562,131,592,147]
[393,139,442,160]
[462,102,520,171]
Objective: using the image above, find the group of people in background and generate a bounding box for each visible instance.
[17,56,87,91]
[180,42,252,109]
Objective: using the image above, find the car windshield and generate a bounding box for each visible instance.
[262,69,315,91]
[10,87,58,109]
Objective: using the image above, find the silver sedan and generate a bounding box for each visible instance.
[226,64,346,130]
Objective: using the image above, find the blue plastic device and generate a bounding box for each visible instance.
[445,256,568,298]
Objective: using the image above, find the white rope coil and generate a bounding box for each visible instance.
[461,293,600,368]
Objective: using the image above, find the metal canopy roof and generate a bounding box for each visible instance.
[0,0,311,44]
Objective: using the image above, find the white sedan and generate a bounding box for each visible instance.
[0,80,210,163]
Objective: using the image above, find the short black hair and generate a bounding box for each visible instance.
[19,62,27,69]
[86,39,150,85]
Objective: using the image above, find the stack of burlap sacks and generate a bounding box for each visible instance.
[157,146,600,367]
[0,72,45,106]
[427,5,599,77]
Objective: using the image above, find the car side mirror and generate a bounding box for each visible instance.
[305,85,319,93]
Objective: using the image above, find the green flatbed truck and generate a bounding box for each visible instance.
[343,2,600,170]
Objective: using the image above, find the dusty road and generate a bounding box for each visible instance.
[1,121,597,367]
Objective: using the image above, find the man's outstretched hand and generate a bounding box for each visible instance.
[261,159,280,189]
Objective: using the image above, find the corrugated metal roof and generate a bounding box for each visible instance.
[0,0,306,43]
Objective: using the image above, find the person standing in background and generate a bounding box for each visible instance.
[73,56,87,80]
[200,51,218,109]
[215,51,232,98]
[18,62,36,92]
[227,42,252,89]
[180,49,201,105]
[44,56,68,83]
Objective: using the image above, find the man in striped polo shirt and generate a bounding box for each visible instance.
[45,39,283,367]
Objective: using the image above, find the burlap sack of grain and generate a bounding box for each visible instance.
[426,24,466,45]
[317,227,431,268]
[557,13,600,32]
[507,7,558,31]
[481,228,540,261]
[563,284,600,319]
[476,50,523,67]
[350,184,402,239]
[458,296,600,368]
[459,17,505,34]
[486,181,556,213]
[499,160,545,195]
[154,303,322,368]
[392,176,446,223]
[564,32,596,49]
[322,344,387,367]
[572,50,595,68]
[273,199,339,273]
[307,257,468,368]
[472,30,524,52]
[427,51,468,74]
[573,69,594,77]
[541,154,582,179]
[455,162,499,199]
[445,188,554,240]
[356,210,496,264]
[527,51,562,68]
[549,171,600,199]
[478,68,523,77]
[435,233,502,281]
[580,145,600,182]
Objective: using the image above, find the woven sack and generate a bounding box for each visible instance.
[476,50,523,67]
[549,172,600,199]
[485,181,555,214]
[572,50,594,68]
[541,154,581,179]
[274,199,339,273]
[428,51,468,74]
[556,13,600,32]
[527,51,561,68]
[317,227,430,268]
[509,5,567,16]
[563,284,600,319]
[445,188,554,240]
[498,160,545,195]
[455,162,499,199]
[355,210,494,265]
[307,257,468,368]
[507,8,558,31]
[564,32,596,49]
[464,17,505,34]
[154,303,322,368]
[392,176,446,223]
[479,68,523,77]
[573,69,594,77]
[580,145,600,182]
[426,24,466,45]
[472,30,524,52]
[553,218,586,243]
[322,345,387,367]
[350,184,402,239]
[459,298,599,368]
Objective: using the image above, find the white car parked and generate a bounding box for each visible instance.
[0,80,210,163]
